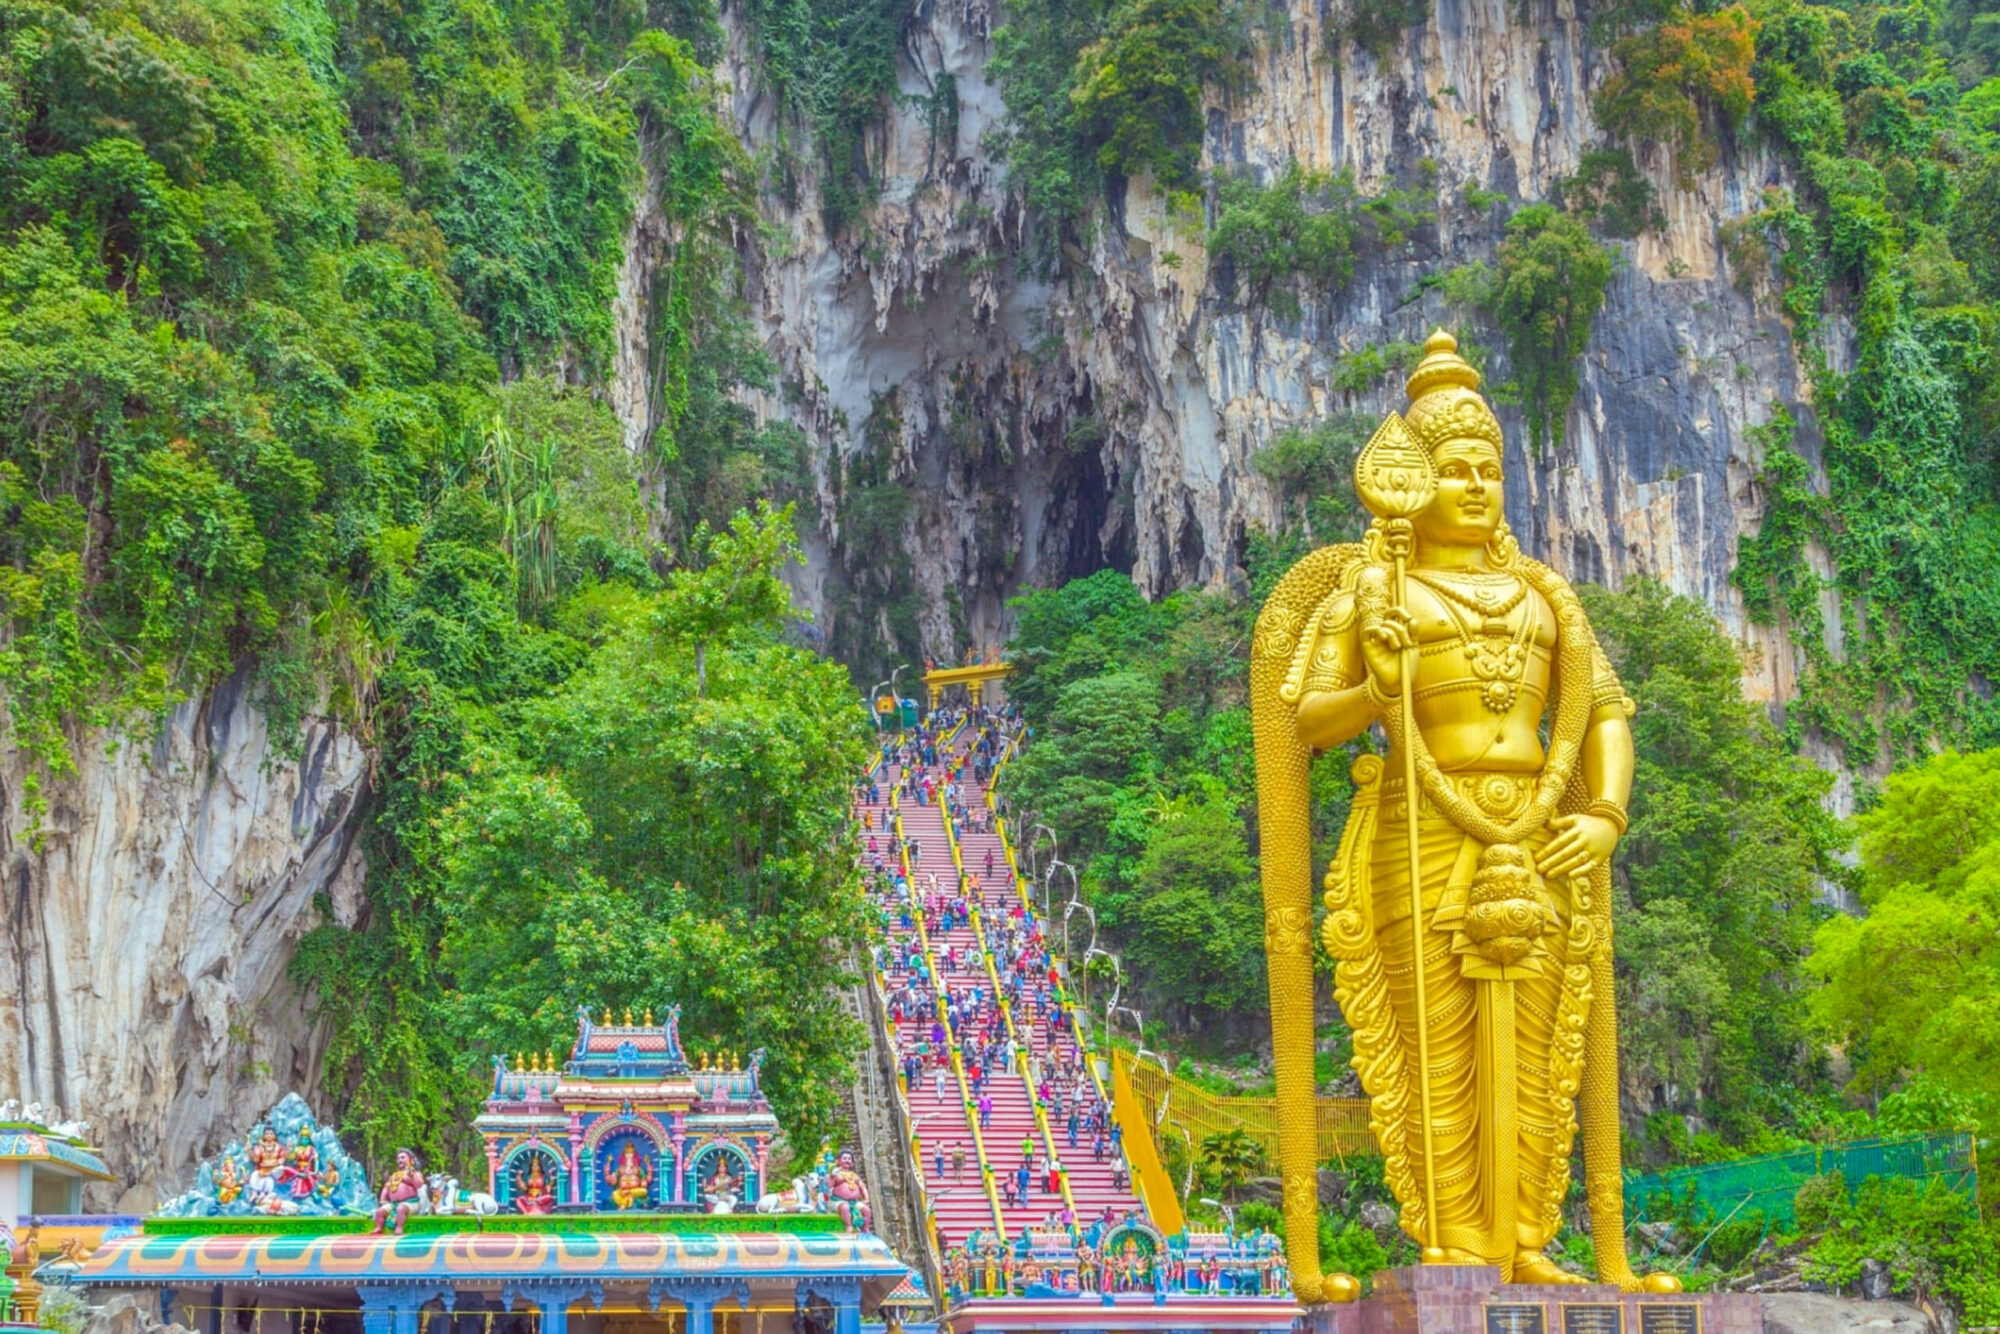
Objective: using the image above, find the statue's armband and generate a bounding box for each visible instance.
[1293,590,1362,699]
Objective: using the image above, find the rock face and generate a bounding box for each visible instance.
[0,669,369,1211]
[1759,1292,1938,1334]
[664,0,1814,707]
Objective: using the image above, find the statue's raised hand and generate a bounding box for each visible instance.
[1360,604,1417,694]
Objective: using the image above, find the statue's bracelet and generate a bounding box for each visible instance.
[1363,675,1397,712]
[1584,799,1629,834]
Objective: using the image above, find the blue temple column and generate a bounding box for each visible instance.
[796,1280,862,1334]
[649,1279,748,1334]
[358,1284,455,1334]
[502,1280,603,1334]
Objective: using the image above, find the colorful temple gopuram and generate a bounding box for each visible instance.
[473,1007,781,1215]
[74,1011,912,1334]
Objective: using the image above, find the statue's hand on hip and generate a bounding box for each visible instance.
[1360,604,1416,692]
[1540,813,1620,879]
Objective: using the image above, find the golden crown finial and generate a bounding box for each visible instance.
[644,1007,654,1026]
[1405,328,1482,401]
[623,1006,633,1026]
[514,1052,525,1072]
[545,1049,555,1071]
[1402,327,1504,454]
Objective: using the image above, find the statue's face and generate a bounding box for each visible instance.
[1416,439,1504,546]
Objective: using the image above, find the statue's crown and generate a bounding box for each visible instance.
[1404,328,1502,454]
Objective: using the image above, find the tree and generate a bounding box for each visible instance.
[1582,579,1848,1142]
[1808,750,2000,1121]
[1483,204,1616,455]
[1115,785,1267,1018]
[1197,1127,1266,1195]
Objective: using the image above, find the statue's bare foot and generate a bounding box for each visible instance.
[1641,1272,1683,1293]
[1513,1253,1586,1284]
[1421,1246,1487,1266]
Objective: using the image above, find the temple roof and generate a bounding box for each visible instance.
[0,1129,113,1180]
[565,1006,689,1080]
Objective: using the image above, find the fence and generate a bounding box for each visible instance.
[1116,1051,1376,1169]
[1625,1132,1979,1226]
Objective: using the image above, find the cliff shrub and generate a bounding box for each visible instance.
[1069,0,1250,190]
[992,0,1250,241]
[1555,148,1664,237]
[1208,164,1361,317]
[1594,4,1760,183]
[1327,0,1429,62]
[732,0,919,231]
[1458,204,1618,454]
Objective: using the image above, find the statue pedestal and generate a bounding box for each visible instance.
[1299,1266,1763,1334]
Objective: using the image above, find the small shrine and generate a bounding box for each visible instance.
[0,1101,112,1221]
[0,1099,139,1330]
[474,1006,779,1213]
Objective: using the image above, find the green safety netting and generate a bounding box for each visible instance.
[1625,1132,1979,1227]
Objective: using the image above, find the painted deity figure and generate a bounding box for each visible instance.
[282,1130,320,1198]
[244,1128,285,1200]
[370,1149,426,1234]
[1253,331,1677,1297]
[824,1151,871,1232]
[607,1143,651,1210]
[213,1156,243,1207]
[703,1157,741,1212]
[514,1155,556,1214]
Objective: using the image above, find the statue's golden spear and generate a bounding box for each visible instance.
[1354,411,1440,1254]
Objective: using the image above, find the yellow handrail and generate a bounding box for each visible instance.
[893,726,1007,1238]
[988,726,1186,1231]
[946,725,1078,1218]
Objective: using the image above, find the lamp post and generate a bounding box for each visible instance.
[890,662,911,720]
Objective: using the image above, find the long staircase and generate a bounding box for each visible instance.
[856,715,1145,1253]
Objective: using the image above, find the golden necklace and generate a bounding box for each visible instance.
[1412,571,1534,714]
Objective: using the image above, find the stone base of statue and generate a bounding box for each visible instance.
[1299,1266,1763,1334]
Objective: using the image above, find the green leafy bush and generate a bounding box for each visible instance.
[1594,4,1760,184]
[1209,164,1361,316]
[1458,204,1617,454]
[1070,0,1250,189]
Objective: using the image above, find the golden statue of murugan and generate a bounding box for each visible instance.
[1252,331,1676,1299]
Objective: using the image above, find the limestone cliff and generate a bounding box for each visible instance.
[0,671,368,1211]
[657,0,1814,715]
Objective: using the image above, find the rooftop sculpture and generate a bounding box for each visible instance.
[157,1093,371,1218]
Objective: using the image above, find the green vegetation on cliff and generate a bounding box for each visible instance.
[0,0,856,1165]
[1700,0,2000,760]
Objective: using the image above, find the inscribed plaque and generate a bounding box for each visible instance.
[1637,1305,1702,1334]
[1485,1303,1549,1334]
[1561,1304,1622,1334]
